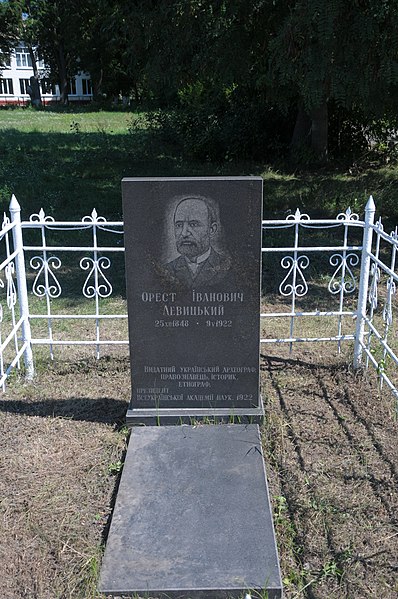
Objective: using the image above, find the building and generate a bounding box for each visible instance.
[0,42,93,106]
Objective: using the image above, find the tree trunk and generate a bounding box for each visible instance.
[27,45,42,107]
[310,102,328,161]
[132,82,141,103]
[291,106,311,149]
[93,68,103,99]
[56,43,69,105]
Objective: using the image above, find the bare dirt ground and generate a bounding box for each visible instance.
[261,346,398,599]
[0,346,397,599]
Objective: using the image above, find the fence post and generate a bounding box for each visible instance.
[353,195,376,369]
[9,195,34,380]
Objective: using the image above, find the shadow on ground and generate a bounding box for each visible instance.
[0,396,128,424]
[0,349,397,598]
[261,350,398,598]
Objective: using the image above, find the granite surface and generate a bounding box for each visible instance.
[99,424,282,598]
[122,177,263,415]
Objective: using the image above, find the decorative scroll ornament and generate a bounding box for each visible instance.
[0,277,4,324]
[368,263,381,309]
[383,278,396,326]
[2,213,10,229]
[30,256,62,298]
[81,209,123,235]
[29,208,55,223]
[1,215,11,318]
[374,217,384,233]
[82,208,107,225]
[5,263,17,308]
[286,208,310,222]
[279,255,309,297]
[80,256,112,298]
[383,227,398,325]
[336,207,360,221]
[328,253,359,295]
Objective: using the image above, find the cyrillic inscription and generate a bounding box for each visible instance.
[122,177,262,410]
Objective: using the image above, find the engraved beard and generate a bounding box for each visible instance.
[177,237,203,260]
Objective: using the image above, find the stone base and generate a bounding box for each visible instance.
[126,397,264,426]
[99,424,282,599]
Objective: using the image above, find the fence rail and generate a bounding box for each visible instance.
[0,195,397,406]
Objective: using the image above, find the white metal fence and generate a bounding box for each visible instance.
[0,195,397,404]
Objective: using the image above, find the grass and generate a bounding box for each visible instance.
[1,344,397,598]
[0,104,396,392]
[261,348,398,599]
[0,105,395,379]
[1,106,398,223]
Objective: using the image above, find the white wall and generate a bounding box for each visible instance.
[0,43,93,104]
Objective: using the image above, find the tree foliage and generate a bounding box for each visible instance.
[269,0,398,113]
[267,0,398,157]
[116,0,398,159]
[4,0,398,159]
[23,0,95,103]
[0,0,23,68]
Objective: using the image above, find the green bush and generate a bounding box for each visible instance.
[149,86,293,162]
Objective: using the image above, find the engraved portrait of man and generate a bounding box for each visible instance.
[163,195,234,288]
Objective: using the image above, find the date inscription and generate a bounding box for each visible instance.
[206,319,232,327]
[155,319,189,328]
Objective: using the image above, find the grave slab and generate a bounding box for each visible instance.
[99,424,282,598]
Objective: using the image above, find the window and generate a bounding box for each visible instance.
[15,46,32,68]
[40,79,56,95]
[0,79,14,94]
[20,78,30,94]
[82,79,92,95]
[67,78,76,95]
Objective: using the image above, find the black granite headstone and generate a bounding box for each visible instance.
[122,177,263,422]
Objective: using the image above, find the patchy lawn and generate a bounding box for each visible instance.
[262,347,398,599]
[0,346,397,599]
